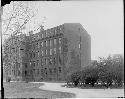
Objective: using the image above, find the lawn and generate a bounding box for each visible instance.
[1,82,75,98]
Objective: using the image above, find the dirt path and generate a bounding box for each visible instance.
[39,82,124,98]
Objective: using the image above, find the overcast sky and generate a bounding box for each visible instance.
[29,0,124,60]
[2,0,124,60]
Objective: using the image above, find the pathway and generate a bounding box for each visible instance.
[38,82,124,98]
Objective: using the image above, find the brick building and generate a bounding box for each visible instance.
[3,23,91,82]
[3,33,27,81]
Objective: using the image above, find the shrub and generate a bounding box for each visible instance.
[66,55,124,88]
[71,72,80,87]
[66,74,72,85]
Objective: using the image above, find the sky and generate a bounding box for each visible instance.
[29,0,124,60]
[2,0,124,60]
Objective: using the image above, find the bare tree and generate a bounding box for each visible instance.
[2,1,45,82]
[2,1,38,36]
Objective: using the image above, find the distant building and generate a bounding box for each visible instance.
[3,23,91,82]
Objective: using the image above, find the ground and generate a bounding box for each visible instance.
[39,82,124,98]
[1,81,124,98]
[1,82,75,98]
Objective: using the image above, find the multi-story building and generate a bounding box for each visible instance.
[3,33,27,81]
[3,23,91,82]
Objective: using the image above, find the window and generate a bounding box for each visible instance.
[34,52,35,58]
[41,42,43,47]
[29,62,32,66]
[53,57,56,65]
[25,63,27,68]
[59,67,61,73]
[54,68,56,73]
[60,26,63,33]
[38,51,40,57]
[49,30,51,37]
[50,39,52,47]
[45,49,47,55]
[36,52,38,57]
[9,70,11,75]
[18,70,20,76]
[37,60,39,66]
[47,40,50,47]
[41,33,44,38]
[45,31,46,38]
[50,49,52,55]
[44,41,46,47]
[49,58,52,65]
[37,52,39,57]
[57,26,59,33]
[38,34,40,39]
[45,59,47,65]
[54,29,56,35]
[41,69,43,74]
[41,59,44,66]
[30,70,32,75]
[37,69,39,75]
[49,68,52,74]
[46,31,48,37]
[36,43,38,48]
[27,70,29,76]
[46,41,48,47]
[25,71,27,76]
[33,69,36,75]
[54,39,56,45]
[59,38,61,44]
[59,56,62,65]
[30,53,32,58]
[42,51,44,56]
[33,61,35,67]
[59,46,61,53]
[54,48,56,54]
[12,70,13,75]
[33,44,35,49]
[45,68,47,75]
[33,69,35,74]
[48,30,50,37]
[79,43,81,49]
[38,42,40,48]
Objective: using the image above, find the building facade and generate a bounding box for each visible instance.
[3,33,27,81]
[3,23,91,82]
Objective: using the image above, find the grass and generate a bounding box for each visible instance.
[1,82,75,98]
